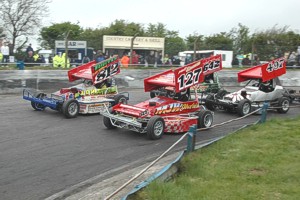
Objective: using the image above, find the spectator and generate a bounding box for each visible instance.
[0,51,3,64]
[131,51,139,64]
[242,55,251,66]
[236,53,244,67]
[24,51,35,67]
[95,52,105,63]
[297,46,300,66]
[184,54,192,65]
[82,56,90,64]
[288,51,296,66]
[1,43,10,64]
[121,53,129,68]
[26,44,34,55]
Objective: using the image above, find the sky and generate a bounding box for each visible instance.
[35,0,300,48]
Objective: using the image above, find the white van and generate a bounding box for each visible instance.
[178,50,233,68]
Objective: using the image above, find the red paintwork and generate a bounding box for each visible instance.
[144,54,222,93]
[113,96,200,118]
[67,56,120,84]
[238,57,286,82]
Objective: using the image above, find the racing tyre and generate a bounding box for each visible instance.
[62,99,79,118]
[114,94,128,105]
[277,97,290,113]
[197,110,213,128]
[205,94,216,111]
[31,93,46,111]
[237,99,251,117]
[216,89,227,99]
[146,116,165,140]
[103,108,117,129]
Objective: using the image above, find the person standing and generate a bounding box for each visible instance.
[1,43,10,64]
[26,44,34,55]
[121,53,129,68]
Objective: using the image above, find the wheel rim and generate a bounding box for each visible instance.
[281,100,289,111]
[153,121,164,136]
[243,103,250,114]
[204,114,213,127]
[68,102,78,115]
[119,97,127,104]
[34,103,44,110]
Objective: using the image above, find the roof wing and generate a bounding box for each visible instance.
[144,54,222,93]
[68,56,120,85]
[238,57,286,82]
[174,54,222,93]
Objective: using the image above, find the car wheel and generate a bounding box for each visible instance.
[216,89,227,99]
[62,99,79,118]
[31,93,46,111]
[237,99,251,116]
[114,94,128,105]
[103,108,117,129]
[205,94,216,111]
[146,116,165,140]
[197,110,213,128]
[277,97,290,113]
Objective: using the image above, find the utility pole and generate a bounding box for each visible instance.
[193,36,200,61]
[130,33,139,65]
[64,30,71,68]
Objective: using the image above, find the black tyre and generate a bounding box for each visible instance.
[31,93,46,111]
[114,94,128,105]
[197,110,213,128]
[205,94,216,111]
[62,99,79,118]
[103,108,117,129]
[146,116,165,140]
[216,89,227,99]
[237,99,251,116]
[277,97,290,113]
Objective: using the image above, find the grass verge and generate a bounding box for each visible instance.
[133,117,300,200]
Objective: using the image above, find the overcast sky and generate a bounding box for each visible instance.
[37,0,299,47]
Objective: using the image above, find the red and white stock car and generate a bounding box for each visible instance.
[100,55,222,139]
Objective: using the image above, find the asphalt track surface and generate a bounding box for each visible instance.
[1,89,300,200]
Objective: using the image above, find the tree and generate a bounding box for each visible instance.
[40,22,82,49]
[204,32,233,50]
[251,25,300,61]
[0,0,51,54]
[229,23,251,54]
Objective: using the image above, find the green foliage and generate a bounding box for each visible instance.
[40,22,83,49]
[134,117,300,200]
[204,32,233,50]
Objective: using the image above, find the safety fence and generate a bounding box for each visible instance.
[102,102,300,200]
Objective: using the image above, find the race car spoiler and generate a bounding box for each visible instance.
[68,56,120,85]
[144,54,222,93]
[238,57,286,82]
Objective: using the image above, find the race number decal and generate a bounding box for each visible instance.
[203,54,222,75]
[203,59,221,74]
[261,57,286,82]
[266,58,285,73]
[96,62,119,82]
[177,68,202,91]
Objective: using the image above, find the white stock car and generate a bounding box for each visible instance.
[205,57,291,116]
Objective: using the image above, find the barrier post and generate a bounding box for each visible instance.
[259,101,269,123]
[186,125,197,153]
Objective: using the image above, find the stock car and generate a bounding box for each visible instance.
[205,57,291,116]
[23,56,129,118]
[100,55,222,140]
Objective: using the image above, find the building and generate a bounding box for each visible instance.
[102,35,165,65]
